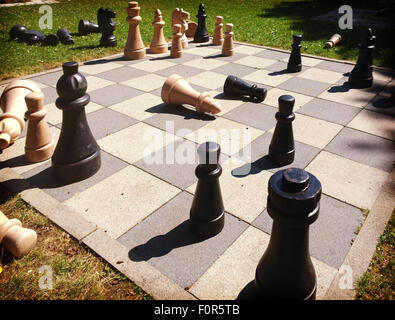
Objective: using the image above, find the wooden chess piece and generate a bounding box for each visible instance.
[172,8,190,49]
[212,16,224,45]
[222,23,234,56]
[149,9,168,54]
[0,210,37,258]
[185,20,197,38]
[170,24,183,58]
[124,1,146,60]
[24,92,55,163]
[0,80,41,150]
[325,34,341,48]
[161,74,221,114]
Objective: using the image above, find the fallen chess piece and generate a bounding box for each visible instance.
[149,9,168,54]
[78,19,100,36]
[172,8,190,49]
[9,24,59,46]
[161,74,221,114]
[57,28,74,45]
[124,1,146,60]
[0,210,37,258]
[0,80,41,150]
[224,75,267,102]
[325,34,341,48]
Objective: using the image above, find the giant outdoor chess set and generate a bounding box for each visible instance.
[1,2,395,300]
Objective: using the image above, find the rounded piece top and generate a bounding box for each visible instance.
[278,95,295,115]
[198,141,220,165]
[62,61,79,76]
[282,168,309,193]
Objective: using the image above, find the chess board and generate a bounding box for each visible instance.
[1,40,394,300]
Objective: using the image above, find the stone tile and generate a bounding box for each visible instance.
[223,102,277,131]
[186,158,273,223]
[117,191,248,289]
[95,66,148,83]
[98,122,179,164]
[149,52,199,64]
[265,87,314,111]
[89,84,144,107]
[315,60,354,74]
[143,103,216,138]
[206,52,249,62]
[211,63,257,78]
[64,165,181,239]
[182,58,228,71]
[347,109,395,141]
[268,113,343,149]
[110,93,164,121]
[121,74,167,92]
[379,80,394,98]
[22,150,129,202]
[130,59,177,73]
[373,69,394,82]
[184,46,221,57]
[305,151,389,209]
[79,62,123,75]
[325,127,395,172]
[253,194,365,269]
[186,71,228,90]
[278,77,330,96]
[298,68,344,84]
[297,97,361,125]
[255,49,290,61]
[205,91,246,116]
[235,132,320,173]
[233,56,277,69]
[365,95,395,117]
[133,139,199,190]
[233,45,265,55]
[243,69,294,87]
[156,64,203,78]
[41,86,58,105]
[299,56,323,67]
[29,70,63,87]
[85,76,114,92]
[184,117,264,156]
[263,61,288,72]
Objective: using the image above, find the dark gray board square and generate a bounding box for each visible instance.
[95,66,148,83]
[315,60,354,74]
[204,52,248,62]
[150,52,200,64]
[89,84,144,107]
[143,103,216,138]
[211,62,257,78]
[117,191,248,289]
[232,132,320,175]
[365,95,395,117]
[223,103,277,131]
[29,70,63,87]
[297,98,361,125]
[22,151,129,202]
[325,127,395,172]
[252,194,365,269]
[263,61,288,72]
[278,77,330,96]
[41,86,58,105]
[156,64,203,78]
[255,49,290,61]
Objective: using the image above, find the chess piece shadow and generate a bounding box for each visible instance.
[327,81,351,93]
[269,69,292,76]
[231,155,281,178]
[128,220,206,262]
[371,96,395,109]
[145,102,216,121]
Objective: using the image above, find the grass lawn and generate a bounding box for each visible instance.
[0,0,394,81]
[0,184,152,300]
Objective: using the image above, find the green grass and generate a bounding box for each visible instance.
[356,209,395,300]
[0,0,394,81]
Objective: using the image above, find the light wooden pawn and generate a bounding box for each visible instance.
[212,16,224,45]
[124,1,146,60]
[24,92,54,163]
[222,23,234,56]
[0,210,37,258]
[149,9,168,54]
[170,24,183,58]
[325,34,342,48]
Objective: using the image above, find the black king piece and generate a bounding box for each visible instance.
[51,61,101,183]
[190,142,225,238]
[194,3,210,43]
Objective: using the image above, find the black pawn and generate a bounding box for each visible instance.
[254,168,321,299]
[194,3,210,43]
[57,28,74,45]
[78,19,100,36]
[9,24,45,45]
[98,7,117,47]
[268,95,295,166]
[51,61,101,183]
[190,142,225,238]
[287,34,302,73]
[224,75,267,102]
[41,34,59,46]
[348,28,375,88]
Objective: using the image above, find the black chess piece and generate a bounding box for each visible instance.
[224,75,267,102]
[268,95,295,166]
[190,142,225,238]
[238,167,321,300]
[51,61,101,184]
[287,34,302,73]
[348,28,375,88]
[9,24,45,45]
[41,34,59,46]
[98,7,117,47]
[57,28,74,45]
[193,3,210,43]
[78,19,100,36]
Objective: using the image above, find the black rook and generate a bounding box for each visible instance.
[224,75,267,102]
[287,34,302,73]
[194,4,210,43]
[190,142,225,238]
[51,61,101,183]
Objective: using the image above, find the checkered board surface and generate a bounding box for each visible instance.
[1,40,394,299]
